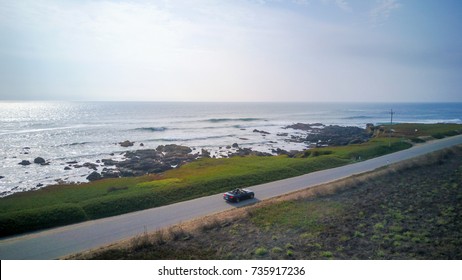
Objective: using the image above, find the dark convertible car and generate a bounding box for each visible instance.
[223,188,255,203]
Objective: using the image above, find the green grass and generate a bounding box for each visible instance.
[385,123,462,138]
[1,123,460,237]
[251,200,343,233]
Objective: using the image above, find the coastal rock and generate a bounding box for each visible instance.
[305,125,369,146]
[64,166,71,170]
[83,162,98,170]
[102,159,118,166]
[119,168,135,177]
[119,140,135,147]
[253,129,270,135]
[86,171,102,181]
[230,148,272,157]
[0,176,4,179]
[232,143,239,148]
[285,123,324,131]
[201,149,211,158]
[116,149,173,174]
[100,145,202,178]
[101,169,120,178]
[156,144,192,155]
[124,149,161,160]
[286,123,371,147]
[18,160,31,166]
[34,157,46,164]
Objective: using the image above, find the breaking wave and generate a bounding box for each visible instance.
[206,118,264,123]
[134,127,168,132]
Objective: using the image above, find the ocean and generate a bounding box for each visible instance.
[1,101,461,196]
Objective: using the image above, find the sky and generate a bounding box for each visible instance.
[0,0,461,102]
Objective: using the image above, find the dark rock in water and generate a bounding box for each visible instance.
[117,149,173,174]
[64,166,71,170]
[34,157,46,164]
[102,159,118,166]
[82,162,98,170]
[271,148,298,157]
[97,145,201,178]
[140,143,144,146]
[101,169,120,178]
[66,160,78,164]
[18,160,31,166]
[36,183,44,188]
[0,176,4,179]
[156,144,192,155]
[201,149,211,158]
[277,133,289,137]
[285,123,324,131]
[285,123,371,147]
[232,143,239,148]
[86,171,102,181]
[119,140,134,147]
[305,125,369,146]
[119,168,135,177]
[253,129,270,135]
[230,148,272,157]
[124,149,161,160]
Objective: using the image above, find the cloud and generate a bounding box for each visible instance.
[335,0,352,12]
[320,0,352,12]
[369,0,401,27]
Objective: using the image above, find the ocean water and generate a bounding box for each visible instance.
[1,101,461,196]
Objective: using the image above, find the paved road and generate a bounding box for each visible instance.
[1,135,462,259]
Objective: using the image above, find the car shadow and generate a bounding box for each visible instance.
[225,198,261,208]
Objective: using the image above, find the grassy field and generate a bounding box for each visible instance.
[72,145,462,260]
[0,123,460,237]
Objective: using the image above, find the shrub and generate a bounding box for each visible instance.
[320,251,334,259]
[255,247,268,256]
[410,137,426,143]
[271,247,283,254]
[0,204,87,237]
[432,133,445,139]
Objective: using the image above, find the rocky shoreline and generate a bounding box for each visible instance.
[2,123,373,195]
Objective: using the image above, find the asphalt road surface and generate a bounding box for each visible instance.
[1,135,462,259]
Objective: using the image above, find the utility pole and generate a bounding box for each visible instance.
[389,109,394,147]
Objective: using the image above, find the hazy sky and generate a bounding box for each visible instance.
[1,0,461,102]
